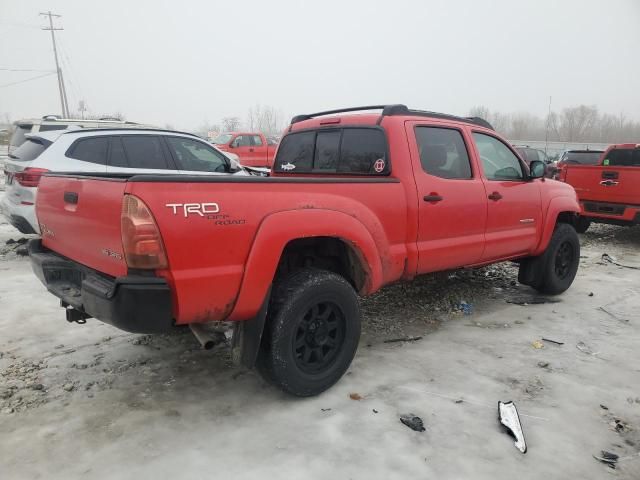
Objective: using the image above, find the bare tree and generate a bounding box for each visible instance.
[246,104,285,136]
[222,116,242,132]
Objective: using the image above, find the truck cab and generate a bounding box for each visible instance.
[212,132,278,168]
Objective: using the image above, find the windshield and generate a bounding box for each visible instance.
[211,134,233,145]
[9,124,33,147]
[8,138,51,161]
[564,151,603,165]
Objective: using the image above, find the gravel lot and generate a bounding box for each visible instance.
[1,217,639,479]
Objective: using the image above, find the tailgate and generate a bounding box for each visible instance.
[564,165,640,204]
[37,175,128,277]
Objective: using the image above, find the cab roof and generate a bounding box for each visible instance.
[288,104,494,132]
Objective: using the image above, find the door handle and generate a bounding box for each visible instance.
[249,148,254,152]
[600,180,619,186]
[488,191,502,201]
[64,191,79,204]
[423,194,443,202]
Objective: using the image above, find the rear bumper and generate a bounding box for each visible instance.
[579,200,640,226]
[29,240,174,333]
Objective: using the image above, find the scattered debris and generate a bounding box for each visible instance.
[576,341,603,358]
[601,253,640,270]
[15,247,28,257]
[383,336,423,344]
[514,319,525,325]
[454,399,464,404]
[589,292,594,297]
[542,338,564,346]
[507,296,560,306]
[598,306,628,323]
[537,361,550,369]
[531,340,544,349]
[600,404,609,410]
[458,301,474,315]
[349,393,363,401]
[372,409,378,414]
[400,414,425,432]
[321,408,332,412]
[593,450,619,469]
[62,383,75,392]
[498,401,527,453]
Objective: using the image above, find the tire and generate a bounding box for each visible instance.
[257,268,361,397]
[532,223,580,295]
[574,217,591,234]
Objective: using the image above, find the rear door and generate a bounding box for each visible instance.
[37,175,128,277]
[230,135,255,165]
[472,132,542,261]
[106,135,179,174]
[250,134,268,165]
[406,122,487,273]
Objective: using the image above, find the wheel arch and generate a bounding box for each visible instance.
[533,196,580,256]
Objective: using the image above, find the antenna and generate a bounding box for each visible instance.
[40,11,69,117]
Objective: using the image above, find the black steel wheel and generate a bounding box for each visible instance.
[533,223,580,294]
[257,269,361,397]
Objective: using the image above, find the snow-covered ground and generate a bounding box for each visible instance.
[1,218,639,479]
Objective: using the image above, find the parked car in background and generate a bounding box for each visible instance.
[557,144,640,232]
[29,104,581,397]
[1,128,244,234]
[7,115,152,155]
[552,149,605,180]
[513,145,550,165]
[212,131,278,168]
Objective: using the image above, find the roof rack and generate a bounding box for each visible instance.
[290,104,494,130]
[60,127,198,137]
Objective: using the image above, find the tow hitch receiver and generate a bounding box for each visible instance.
[65,306,89,324]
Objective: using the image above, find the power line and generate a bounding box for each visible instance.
[0,72,57,89]
[0,68,55,72]
[40,11,69,117]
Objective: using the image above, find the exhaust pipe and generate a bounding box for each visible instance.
[189,323,225,350]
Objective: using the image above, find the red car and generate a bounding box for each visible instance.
[30,104,581,396]
[212,132,278,168]
[557,143,640,232]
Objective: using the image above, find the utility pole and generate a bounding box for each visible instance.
[40,11,69,117]
[544,96,552,157]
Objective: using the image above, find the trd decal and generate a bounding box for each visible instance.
[166,203,220,217]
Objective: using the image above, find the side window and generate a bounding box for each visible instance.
[39,124,69,132]
[67,137,108,165]
[121,136,169,170]
[537,150,548,162]
[338,128,388,174]
[251,135,264,146]
[274,131,315,172]
[473,133,524,180]
[415,127,472,179]
[234,135,251,147]
[166,137,228,172]
[109,137,128,167]
[314,131,341,171]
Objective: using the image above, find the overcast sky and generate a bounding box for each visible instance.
[1,0,639,130]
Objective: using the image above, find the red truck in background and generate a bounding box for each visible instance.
[557,143,640,232]
[29,105,581,397]
[212,132,278,168]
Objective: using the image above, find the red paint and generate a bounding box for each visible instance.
[214,132,277,168]
[558,144,640,225]
[37,111,580,327]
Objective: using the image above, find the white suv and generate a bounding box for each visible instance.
[2,128,243,234]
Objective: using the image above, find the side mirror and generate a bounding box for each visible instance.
[529,160,546,179]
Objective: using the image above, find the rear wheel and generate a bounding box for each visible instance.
[526,223,580,294]
[574,217,591,234]
[257,269,361,397]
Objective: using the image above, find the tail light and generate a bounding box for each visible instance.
[14,168,50,187]
[121,195,168,269]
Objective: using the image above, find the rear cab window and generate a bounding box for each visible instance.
[274,127,389,175]
[8,138,51,161]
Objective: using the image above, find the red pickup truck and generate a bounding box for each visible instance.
[212,132,277,168]
[29,105,581,396]
[557,143,640,232]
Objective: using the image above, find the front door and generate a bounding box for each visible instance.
[471,132,542,261]
[407,122,488,274]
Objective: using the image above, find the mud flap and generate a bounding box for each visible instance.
[498,401,527,453]
[231,287,271,369]
[518,255,544,288]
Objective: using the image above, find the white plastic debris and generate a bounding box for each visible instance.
[498,401,527,453]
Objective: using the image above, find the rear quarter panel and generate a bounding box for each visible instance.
[128,179,408,324]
